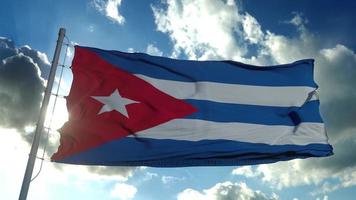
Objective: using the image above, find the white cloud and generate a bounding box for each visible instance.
[177,188,206,200]
[152,0,314,65]
[177,181,278,200]
[232,148,356,193]
[18,45,51,78]
[152,0,247,60]
[0,128,30,200]
[144,172,158,181]
[286,12,308,27]
[151,0,325,65]
[255,161,330,189]
[0,128,89,199]
[311,167,356,196]
[88,24,95,32]
[127,47,135,53]
[0,36,15,49]
[0,48,45,131]
[161,175,185,184]
[146,44,163,56]
[110,183,137,200]
[231,166,258,177]
[93,0,125,25]
[78,166,135,182]
[66,45,73,57]
[319,195,328,200]
[242,13,264,44]
[233,161,330,190]
[261,29,319,64]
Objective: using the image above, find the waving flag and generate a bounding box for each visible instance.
[51,46,333,167]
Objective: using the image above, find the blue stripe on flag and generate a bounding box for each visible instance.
[185,99,323,125]
[83,46,317,87]
[58,137,333,167]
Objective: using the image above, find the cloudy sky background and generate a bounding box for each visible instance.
[1,0,356,199]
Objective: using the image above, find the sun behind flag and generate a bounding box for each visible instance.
[52,46,333,167]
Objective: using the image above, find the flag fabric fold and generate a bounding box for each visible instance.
[51,46,333,167]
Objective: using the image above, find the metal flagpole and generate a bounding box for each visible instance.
[19,28,66,200]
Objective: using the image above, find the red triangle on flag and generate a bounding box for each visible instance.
[52,47,197,161]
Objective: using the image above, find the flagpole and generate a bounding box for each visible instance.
[19,28,66,200]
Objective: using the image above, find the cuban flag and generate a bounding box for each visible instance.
[51,46,333,167]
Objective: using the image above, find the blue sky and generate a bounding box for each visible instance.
[1,0,356,200]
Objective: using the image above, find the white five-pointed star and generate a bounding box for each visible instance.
[91,89,139,118]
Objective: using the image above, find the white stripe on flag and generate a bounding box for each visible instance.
[132,119,328,145]
[135,74,318,107]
